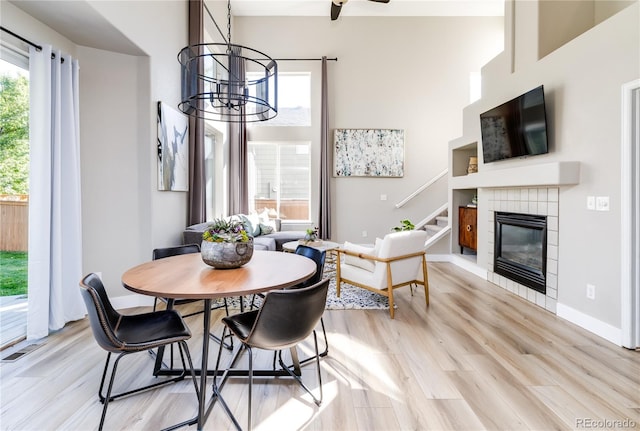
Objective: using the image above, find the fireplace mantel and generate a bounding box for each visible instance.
[450,161,580,189]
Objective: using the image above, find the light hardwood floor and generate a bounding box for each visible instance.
[1,262,638,431]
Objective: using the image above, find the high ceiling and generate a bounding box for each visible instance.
[8,0,146,55]
[229,0,504,17]
[7,0,504,56]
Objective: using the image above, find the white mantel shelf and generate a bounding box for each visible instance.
[449,162,580,189]
[450,161,580,189]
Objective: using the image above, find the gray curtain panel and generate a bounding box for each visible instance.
[187,0,206,225]
[319,56,332,239]
[228,46,249,215]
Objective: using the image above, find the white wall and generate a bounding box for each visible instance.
[234,15,504,248]
[77,47,151,297]
[83,0,189,297]
[452,1,639,337]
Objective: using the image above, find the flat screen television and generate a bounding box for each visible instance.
[480,85,549,164]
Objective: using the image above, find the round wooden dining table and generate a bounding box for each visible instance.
[121,250,316,431]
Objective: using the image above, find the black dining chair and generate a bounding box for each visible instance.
[79,273,198,431]
[293,245,326,287]
[152,244,229,318]
[153,244,233,350]
[289,245,329,362]
[214,278,330,431]
[250,245,329,364]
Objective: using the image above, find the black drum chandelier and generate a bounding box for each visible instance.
[177,0,277,123]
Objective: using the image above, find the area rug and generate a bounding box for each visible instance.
[213,276,391,310]
[324,277,392,310]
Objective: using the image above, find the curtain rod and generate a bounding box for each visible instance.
[274,58,337,61]
[1,26,41,51]
[1,25,62,62]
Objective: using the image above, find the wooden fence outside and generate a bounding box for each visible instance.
[0,196,28,252]
[252,198,309,221]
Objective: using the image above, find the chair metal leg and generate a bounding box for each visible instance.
[98,351,124,431]
[282,317,329,368]
[207,298,235,351]
[209,320,234,350]
[277,331,323,406]
[96,345,193,431]
[248,345,254,431]
[212,327,244,431]
[160,341,200,431]
[177,341,200,397]
[317,317,329,358]
[312,330,323,405]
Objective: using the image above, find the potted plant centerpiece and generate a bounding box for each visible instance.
[301,226,321,246]
[201,217,254,269]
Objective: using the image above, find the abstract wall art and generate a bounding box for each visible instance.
[333,129,404,177]
[157,101,189,191]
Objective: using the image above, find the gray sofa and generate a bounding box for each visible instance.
[182,222,306,251]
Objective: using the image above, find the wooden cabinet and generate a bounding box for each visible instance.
[458,206,477,254]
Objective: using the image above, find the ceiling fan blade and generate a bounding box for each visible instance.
[331,2,342,20]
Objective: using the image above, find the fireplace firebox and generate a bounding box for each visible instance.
[494,212,547,294]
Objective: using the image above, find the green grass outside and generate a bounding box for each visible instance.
[0,251,28,296]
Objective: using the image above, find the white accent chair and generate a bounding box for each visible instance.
[335,230,429,319]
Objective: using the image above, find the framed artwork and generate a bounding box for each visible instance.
[333,129,404,177]
[157,101,189,191]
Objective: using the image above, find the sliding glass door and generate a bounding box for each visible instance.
[0,53,30,349]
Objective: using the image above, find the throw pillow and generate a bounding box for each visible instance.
[257,208,279,232]
[247,214,262,236]
[239,214,261,237]
[343,241,377,272]
[259,223,274,235]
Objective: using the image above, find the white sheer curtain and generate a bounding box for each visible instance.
[27,45,85,340]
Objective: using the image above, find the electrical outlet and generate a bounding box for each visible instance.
[362,230,368,237]
[596,196,610,211]
[586,284,595,300]
[587,196,595,210]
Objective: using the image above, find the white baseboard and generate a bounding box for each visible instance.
[556,303,622,347]
[447,254,488,280]
[110,294,154,310]
[426,254,452,262]
[427,253,487,279]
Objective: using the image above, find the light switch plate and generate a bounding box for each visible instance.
[587,196,595,210]
[596,196,610,211]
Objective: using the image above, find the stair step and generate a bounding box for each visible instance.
[424,224,444,233]
[436,216,448,227]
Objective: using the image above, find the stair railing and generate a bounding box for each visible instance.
[395,169,448,209]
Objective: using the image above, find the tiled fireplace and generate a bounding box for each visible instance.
[486,187,559,314]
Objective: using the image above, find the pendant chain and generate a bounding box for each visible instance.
[227,0,232,46]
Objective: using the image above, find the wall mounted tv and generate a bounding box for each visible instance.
[480,85,549,164]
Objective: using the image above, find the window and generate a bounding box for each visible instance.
[0,47,30,348]
[470,71,481,103]
[248,141,311,222]
[247,72,311,126]
[204,123,225,220]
